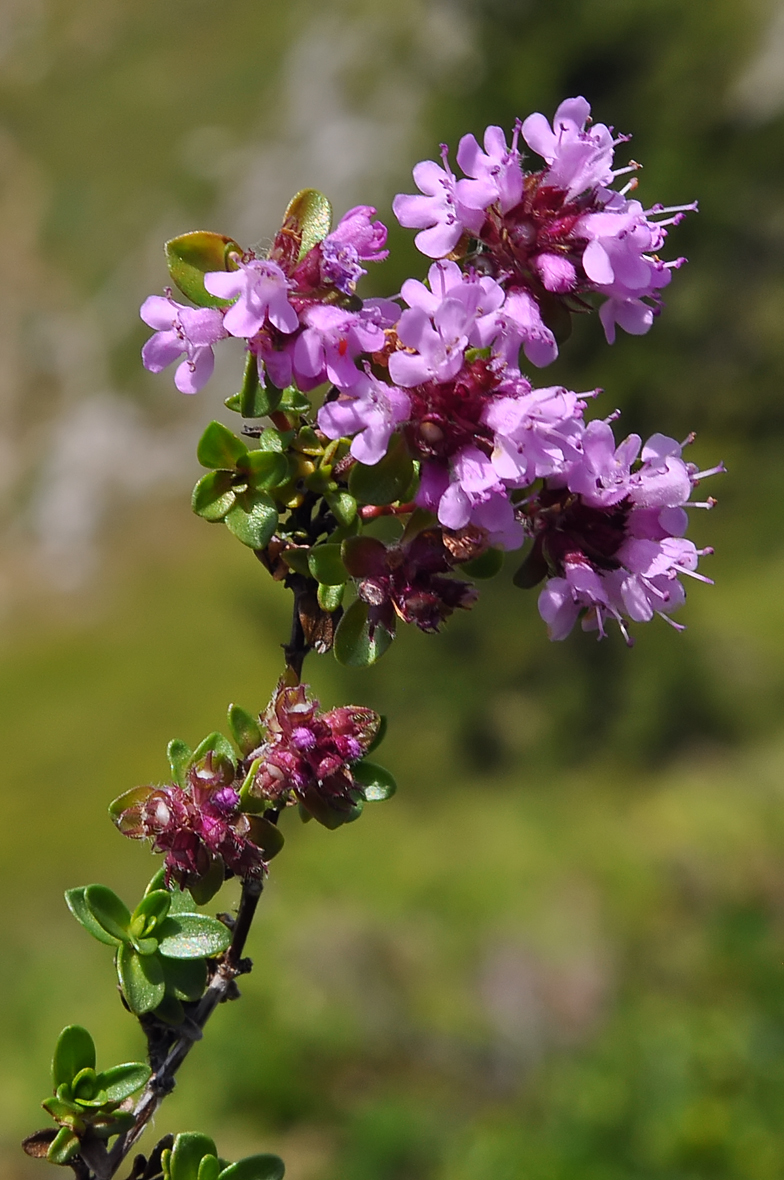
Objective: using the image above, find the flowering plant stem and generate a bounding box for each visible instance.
[107,587,311,1180]
[107,877,263,1179]
[25,96,716,1180]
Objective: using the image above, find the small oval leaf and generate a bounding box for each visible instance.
[218,1155,286,1180]
[192,471,236,522]
[170,1134,218,1180]
[84,886,132,943]
[283,188,332,260]
[157,914,231,959]
[65,888,122,947]
[224,494,278,549]
[116,944,166,1015]
[461,547,505,579]
[197,422,248,471]
[97,1063,151,1103]
[333,599,395,667]
[165,232,242,309]
[352,759,397,802]
[168,739,193,788]
[348,434,414,506]
[53,1026,96,1090]
[308,544,348,586]
[227,704,262,756]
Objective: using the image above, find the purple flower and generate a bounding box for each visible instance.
[394,99,694,355]
[456,123,524,215]
[389,261,505,387]
[318,366,411,465]
[521,96,616,199]
[485,383,589,486]
[293,304,388,390]
[204,258,299,338]
[518,422,718,643]
[392,146,482,259]
[320,205,389,293]
[492,288,558,369]
[140,294,227,394]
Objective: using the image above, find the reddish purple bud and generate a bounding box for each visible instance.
[250,681,380,819]
[112,757,266,891]
[343,528,478,634]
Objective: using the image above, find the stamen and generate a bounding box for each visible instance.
[691,462,726,482]
[656,611,686,632]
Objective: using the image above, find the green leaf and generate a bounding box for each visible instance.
[162,956,208,1002]
[224,493,278,549]
[152,993,186,1027]
[170,1134,218,1180]
[308,544,348,585]
[47,1126,81,1165]
[191,731,236,768]
[238,450,289,491]
[235,352,282,419]
[367,714,387,753]
[52,1026,95,1089]
[132,890,171,936]
[334,599,395,667]
[143,871,196,915]
[84,886,132,943]
[65,888,122,947]
[283,188,332,260]
[227,704,262,756]
[192,471,236,522]
[348,434,414,506]
[168,739,193,788]
[325,490,357,528]
[157,914,231,960]
[198,1156,222,1180]
[257,427,293,453]
[116,944,166,1015]
[187,859,225,906]
[96,1063,150,1103]
[461,547,505,579]
[245,815,285,860]
[165,232,242,309]
[277,385,311,413]
[317,582,344,613]
[219,1155,286,1180]
[280,546,311,576]
[512,543,549,589]
[197,421,249,471]
[352,759,397,802]
[300,789,363,830]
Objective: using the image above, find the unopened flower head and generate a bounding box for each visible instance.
[250,682,380,819]
[113,752,265,889]
[342,529,479,634]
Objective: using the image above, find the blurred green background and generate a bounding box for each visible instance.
[2,1,784,1177]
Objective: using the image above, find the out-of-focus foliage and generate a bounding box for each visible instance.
[2,1,784,1180]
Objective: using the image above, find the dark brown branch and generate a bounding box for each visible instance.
[104,580,313,1179]
[106,878,264,1177]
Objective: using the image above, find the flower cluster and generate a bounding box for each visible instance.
[141,204,391,395]
[140,96,714,645]
[249,681,380,819]
[393,96,696,355]
[516,423,720,643]
[114,753,266,889]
